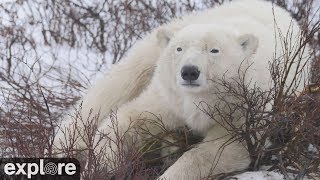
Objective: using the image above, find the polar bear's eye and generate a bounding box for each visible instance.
[210,48,219,53]
[177,47,182,52]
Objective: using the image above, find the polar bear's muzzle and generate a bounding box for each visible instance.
[180,65,201,87]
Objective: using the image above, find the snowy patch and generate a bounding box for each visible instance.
[233,171,284,180]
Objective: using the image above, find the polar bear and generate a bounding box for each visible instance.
[54,0,310,179]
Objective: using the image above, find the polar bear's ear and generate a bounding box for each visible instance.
[237,34,259,56]
[156,27,174,48]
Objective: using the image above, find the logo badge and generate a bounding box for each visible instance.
[0,158,80,180]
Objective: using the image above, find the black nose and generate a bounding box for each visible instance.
[181,65,200,81]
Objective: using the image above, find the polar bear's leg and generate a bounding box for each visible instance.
[94,86,184,168]
[159,126,250,180]
[53,33,163,154]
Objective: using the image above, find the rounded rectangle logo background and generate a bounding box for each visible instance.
[0,158,80,180]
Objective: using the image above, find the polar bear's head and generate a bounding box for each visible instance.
[156,24,259,95]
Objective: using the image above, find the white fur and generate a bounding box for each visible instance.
[54,0,310,179]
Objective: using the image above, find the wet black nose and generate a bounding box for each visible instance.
[181,65,200,81]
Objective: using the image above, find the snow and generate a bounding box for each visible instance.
[233,171,284,180]
[308,144,319,154]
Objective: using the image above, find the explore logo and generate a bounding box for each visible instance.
[0,158,80,180]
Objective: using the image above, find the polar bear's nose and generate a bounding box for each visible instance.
[181,65,200,81]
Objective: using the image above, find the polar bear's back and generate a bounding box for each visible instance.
[184,0,295,29]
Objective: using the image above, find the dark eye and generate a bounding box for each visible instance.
[177,47,182,52]
[210,48,219,53]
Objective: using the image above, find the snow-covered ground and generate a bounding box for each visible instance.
[234,171,284,180]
